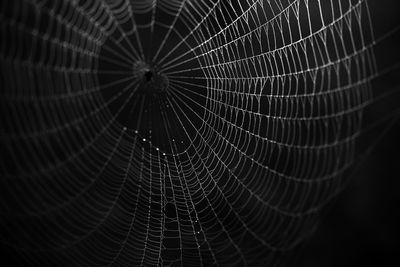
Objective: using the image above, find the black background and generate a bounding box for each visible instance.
[1,0,399,266]
[298,0,400,266]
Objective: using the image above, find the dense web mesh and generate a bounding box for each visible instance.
[0,0,377,266]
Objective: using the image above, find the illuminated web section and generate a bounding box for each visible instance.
[0,0,376,266]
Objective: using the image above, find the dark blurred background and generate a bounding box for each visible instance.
[0,1,399,266]
[297,0,400,266]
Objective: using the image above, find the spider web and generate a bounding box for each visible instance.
[0,0,377,266]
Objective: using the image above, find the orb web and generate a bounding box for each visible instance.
[0,0,377,266]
